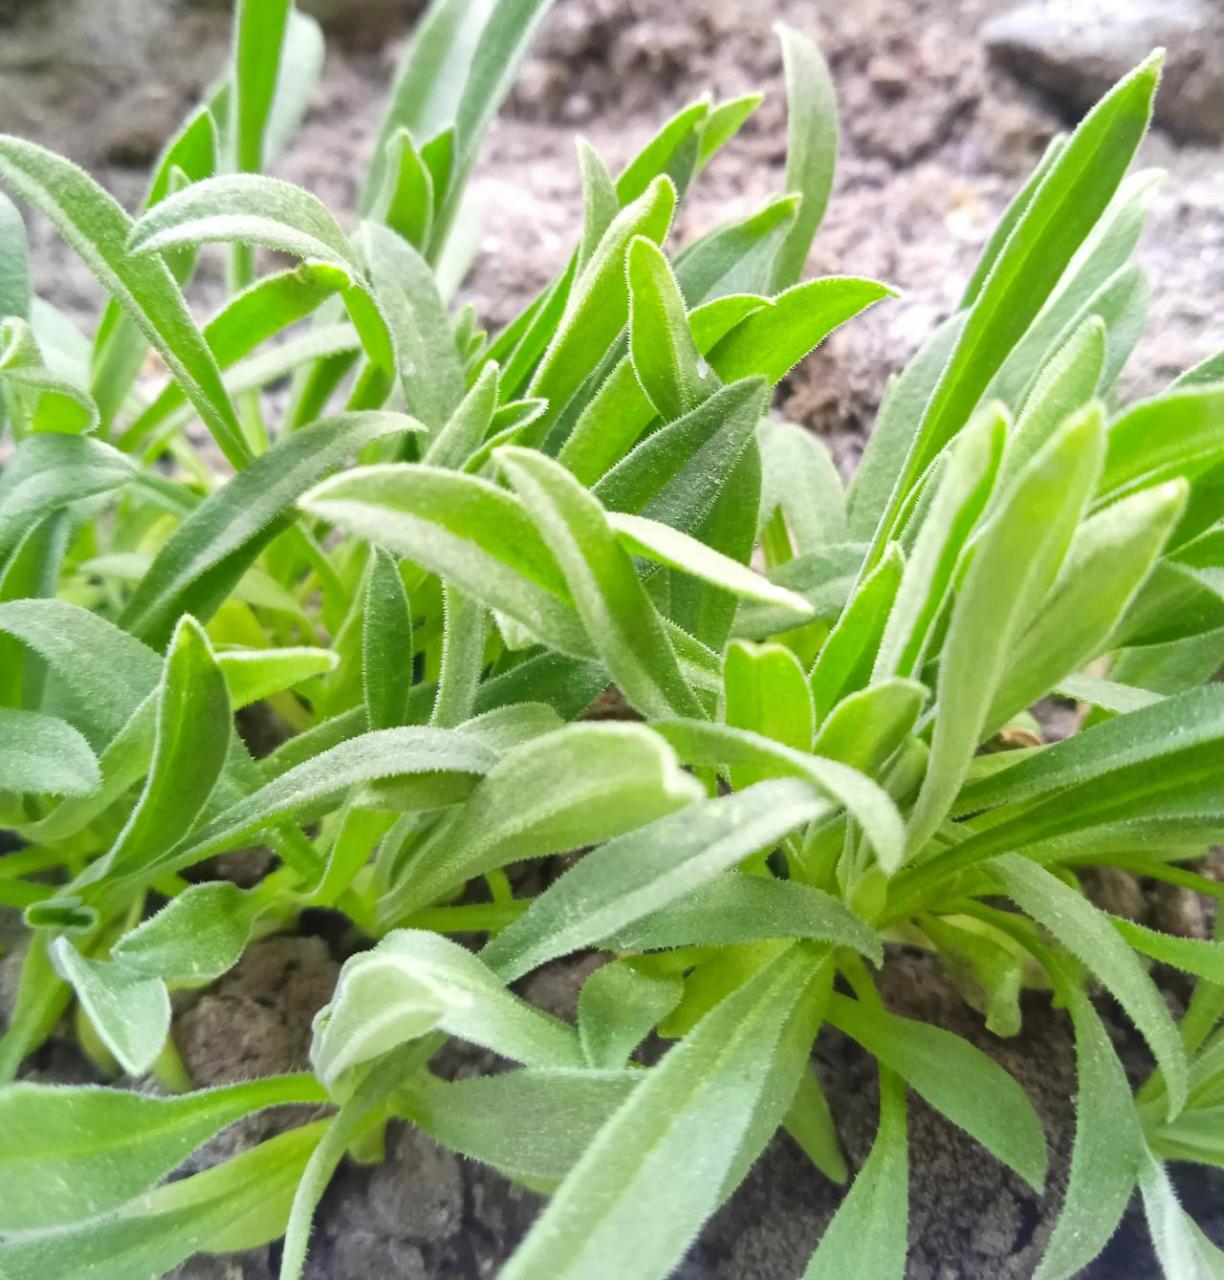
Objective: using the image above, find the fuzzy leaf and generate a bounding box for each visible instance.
[577,963,683,1070]
[0,136,247,466]
[302,462,589,656]
[771,23,838,290]
[0,434,132,562]
[382,721,703,921]
[311,929,583,1088]
[51,939,170,1078]
[121,411,421,648]
[401,1067,638,1189]
[498,447,705,718]
[627,235,711,419]
[362,547,413,731]
[0,1122,326,1280]
[0,708,99,797]
[112,882,255,986]
[0,1073,324,1231]
[482,781,830,981]
[829,993,1047,1189]
[905,407,1104,855]
[803,1073,907,1280]
[499,944,822,1280]
[990,855,1186,1118]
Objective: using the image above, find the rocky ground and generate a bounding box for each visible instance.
[4,0,1224,1275]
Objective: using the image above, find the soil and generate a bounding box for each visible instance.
[5,0,1224,1276]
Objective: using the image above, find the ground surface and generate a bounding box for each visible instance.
[4,0,1224,1275]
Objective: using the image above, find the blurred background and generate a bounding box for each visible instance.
[1,0,1222,477]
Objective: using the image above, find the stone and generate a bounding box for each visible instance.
[983,0,1224,142]
[367,1125,464,1243]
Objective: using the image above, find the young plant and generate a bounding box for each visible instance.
[0,2,1221,1277]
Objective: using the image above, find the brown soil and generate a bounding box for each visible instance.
[6,0,1224,1276]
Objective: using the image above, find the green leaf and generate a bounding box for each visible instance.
[905,407,1104,855]
[1034,969,1143,1280]
[130,172,358,275]
[723,639,815,786]
[121,263,346,451]
[481,781,830,982]
[1138,1148,1224,1280]
[770,22,838,290]
[0,1073,324,1231]
[432,582,486,727]
[583,376,769,531]
[828,992,1047,1188]
[264,12,325,163]
[871,53,1160,551]
[615,100,707,203]
[654,719,905,874]
[987,170,1158,409]
[0,189,30,320]
[439,0,558,247]
[759,418,847,554]
[375,128,435,249]
[173,726,501,870]
[121,411,421,648]
[525,177,676,443]
[989,855,1187,1118]
[381,721,703,921]
[608,512,814,621]
[51,938,170,1077]
[577,963,683,1070]
[803,1072,907,1280]
[872,406,1005,681]
[673,195,799,304]
[1112,916,1224,985]
[922,912,1023,1036]
[232,0,292,174]
[0,434,132,562]
[604,872,881,962]
[0,317,97,434]
[0,1120,326,1280]
[785,1064,848,1184]
[215,646,338,710]
[810,677,927,776]
[707,276,893,384]
[362,547,413,731]
[575,139,619,270]
[88,616,230,884]
[809,542,904,722]
[627,235,711,419]
[127,173,395,376]
[424,357,499,469]
[959,132,1067,308]
[311,929,583,1088]
[401,1066,638,1190]
[999,315,1106,491]
[1100,384,1224,503]
[499,943,822,1280]
[733,543,864,641]
[0,599,160,745]
[359,220,465,431]
[302,462,589,657]
[0,136,247,468]
[846,313,966,542]
[112,881,255,986]
[0,708,99,797]
[497,446,705,718]
[954,685,1224,823]
[987,478,1186,730]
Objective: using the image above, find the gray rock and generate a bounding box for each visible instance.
[983,0,1224,142]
